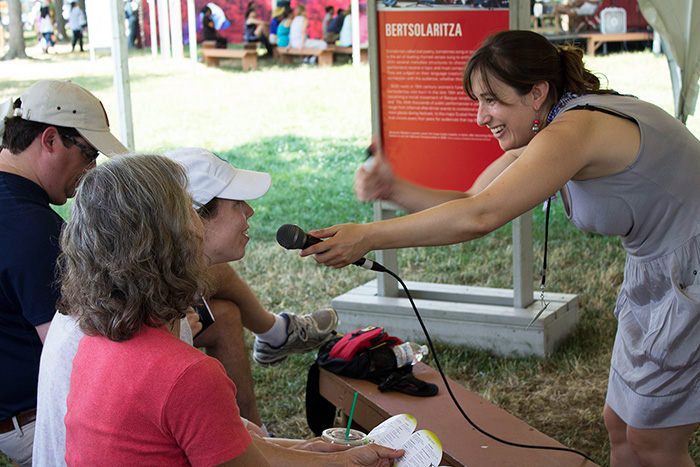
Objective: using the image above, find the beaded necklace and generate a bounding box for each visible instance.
[546,92,581,125]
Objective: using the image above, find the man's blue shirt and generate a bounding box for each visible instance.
[0,171,63,419]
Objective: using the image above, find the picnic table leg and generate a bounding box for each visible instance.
[204,56,220,67]
[586,36,595,55]
[242,54,257,71]
[318,50,334,67]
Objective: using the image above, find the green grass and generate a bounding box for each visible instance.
[1,38,699,467]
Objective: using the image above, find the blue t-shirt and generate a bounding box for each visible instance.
[0,172,63,419]
[277,21,291,47]
[327,14,345,34]
[270,16,280,35]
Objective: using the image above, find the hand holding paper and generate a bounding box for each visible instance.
[366,414,442,467]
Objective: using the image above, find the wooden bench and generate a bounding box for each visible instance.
[579,31,653,55]
[202,41,258,53]
[333,46,369,63]
[278,46,335,67]
[318,363,599,467]
[201,42,258,71]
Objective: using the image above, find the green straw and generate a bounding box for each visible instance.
[345,392,358,440]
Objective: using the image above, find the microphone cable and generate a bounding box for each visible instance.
[275,223,593,462]
[374,263,596,465]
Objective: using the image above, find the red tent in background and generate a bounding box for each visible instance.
[141,0,361,47]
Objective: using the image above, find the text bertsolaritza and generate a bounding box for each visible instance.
[385,23,463,37]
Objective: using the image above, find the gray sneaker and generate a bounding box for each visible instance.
[253,309,339,367]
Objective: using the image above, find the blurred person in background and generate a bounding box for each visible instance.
[68,2,86,52]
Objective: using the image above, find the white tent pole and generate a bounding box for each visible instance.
[351,0,359,66]
[88,0,95,62]
[169,0,184,61]
[157,0,171,59]
[188,0,197,64]
[110,0,135,150]
[148,0,158,58]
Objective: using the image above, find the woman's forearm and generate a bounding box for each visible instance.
[388,178,468,213]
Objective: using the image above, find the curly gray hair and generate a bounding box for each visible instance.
[58,154,210,342]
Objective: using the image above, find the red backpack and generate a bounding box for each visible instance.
[306,326,438,436]
[328,326,401,361]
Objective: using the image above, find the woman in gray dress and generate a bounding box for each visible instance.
[304,30,700,466]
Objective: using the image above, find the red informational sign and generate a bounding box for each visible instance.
[377,6,509,191]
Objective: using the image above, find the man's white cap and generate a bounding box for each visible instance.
[163,148,271,206]
[9,80,129,156]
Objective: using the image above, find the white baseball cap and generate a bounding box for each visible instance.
[163,148,271,206]
[8,80,129,156]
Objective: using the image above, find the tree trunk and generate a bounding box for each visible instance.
[1,0,28,60]
[55,0,68,40]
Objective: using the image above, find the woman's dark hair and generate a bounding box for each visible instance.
[463,30,612,106]
[245,2,256,18]
[58,154,211,342]
[200,6,211,15]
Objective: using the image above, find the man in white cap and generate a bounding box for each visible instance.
[0,80,129,466]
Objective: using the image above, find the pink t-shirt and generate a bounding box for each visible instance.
[65,325,251,467]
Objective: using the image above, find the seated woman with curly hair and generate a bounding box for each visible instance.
[59,154,402,467]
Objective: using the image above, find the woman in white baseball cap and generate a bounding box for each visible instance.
[163,148,339,429]
[164,147,339,358]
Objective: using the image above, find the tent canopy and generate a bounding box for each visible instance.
[638,0,700,123]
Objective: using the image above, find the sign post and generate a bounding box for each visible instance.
[332,0,578,358]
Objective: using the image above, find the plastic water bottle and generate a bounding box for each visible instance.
[392,342,429,368]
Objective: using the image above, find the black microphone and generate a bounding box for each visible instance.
[276,223,322,249]
[276,224,386,272]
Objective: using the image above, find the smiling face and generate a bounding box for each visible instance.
[473,72,541,151]
[202,198,254,265]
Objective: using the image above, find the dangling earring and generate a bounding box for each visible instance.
[532,115,541,134]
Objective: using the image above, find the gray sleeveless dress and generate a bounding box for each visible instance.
[555,94,700,429]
